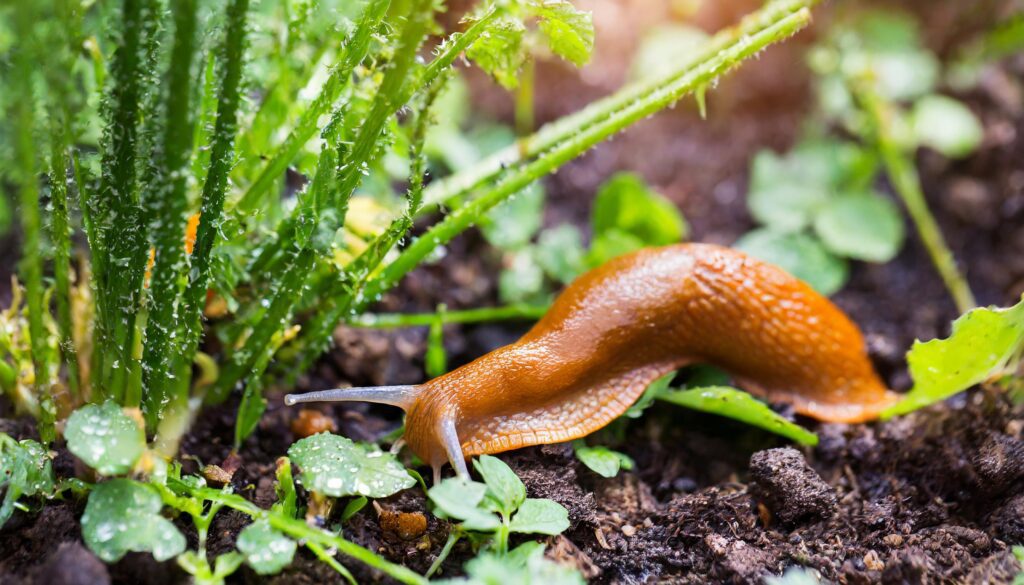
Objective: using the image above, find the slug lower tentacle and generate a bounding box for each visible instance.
[286,243,897,480]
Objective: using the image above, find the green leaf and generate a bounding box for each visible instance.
[81,479,186,563]
[0,435,54,528]
[734,229,849,296]
[237,519,297,575]
[657,386,819,446]
[287,433,415,498]
[341,495,369,522]
[499,250,547,304]
[813,192,905,262]
[65,402,147,475]
[427,477,501,531]
[272,457,297,518]
[509,498,570,535]
[482,183,545,250]
[851,11,921,52]
[467,15,526,89]
[573,443,634,478]
[747,150,830,232]
[592,172,687,246]
[911,95,983,159]
[531,0,595,67]
[587,229,647,268]
[883,298,1024,417]
[535,224,587,284]
[474,455,526,517]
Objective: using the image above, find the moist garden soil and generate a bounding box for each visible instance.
[2,1,1024,583]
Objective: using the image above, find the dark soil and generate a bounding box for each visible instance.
[3,0,1024,583]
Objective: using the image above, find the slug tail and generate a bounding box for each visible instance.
[283,385,421,411]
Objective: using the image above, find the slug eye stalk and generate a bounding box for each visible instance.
[284,385,422,410]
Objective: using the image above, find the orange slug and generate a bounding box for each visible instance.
[286,244,898,481]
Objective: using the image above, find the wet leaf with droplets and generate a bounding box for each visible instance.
[65,402,147,475]
[287,433,415,498]
[236,519,296,575]
[0,434,54,528]
[81,479,186,563]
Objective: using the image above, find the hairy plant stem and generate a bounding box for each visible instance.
[854,82,976,313]
[243,5,504,276]
[166,480,429,585]
[140,0,201,418]
[418,0,820,212]
[361,4,814,306]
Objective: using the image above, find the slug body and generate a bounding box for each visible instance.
[287,244,896,480]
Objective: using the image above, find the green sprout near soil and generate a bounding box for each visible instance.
[427,455,571,572]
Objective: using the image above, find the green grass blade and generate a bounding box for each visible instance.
[658,386,819,446]
[233,0,391,213]
[174,0,252,418]
[10,11,56,443]
[213,148,347,404]
[93,0,151,400]
[419,0,819,212]
[49,137,81,402]
[140,0,201,422]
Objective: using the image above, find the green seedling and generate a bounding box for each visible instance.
[82,479,187,563]
[486,171,687,304]
[428,455,570,558]
[288,432,416,498]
